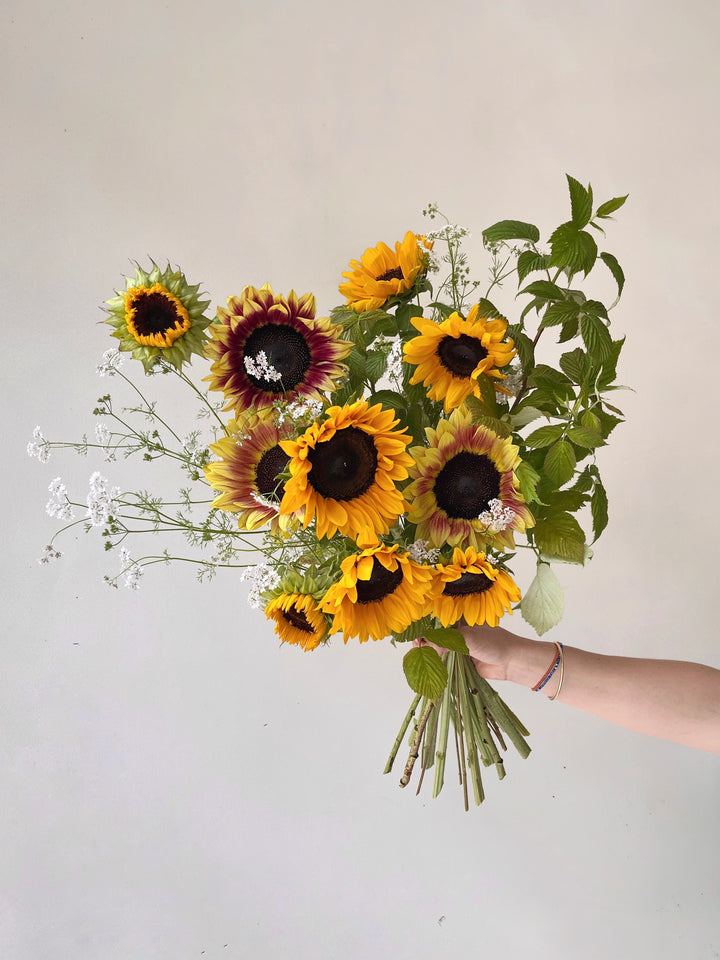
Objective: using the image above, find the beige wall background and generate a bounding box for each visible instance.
[2,1,719,957]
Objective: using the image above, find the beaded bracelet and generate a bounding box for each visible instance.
[532,641,564,693]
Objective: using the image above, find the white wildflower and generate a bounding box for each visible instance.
[119,547,143,590]
[425,223,470,243]
[408,539,440,565]
[94,421,116,461]
[478,498,516,533]
[182,432,207,466]
[38,544,63,565]
[46,477,74,521]
[27,425,51,463]
[386,335,404,390]
[244,350,282,383]
[96,348,123,377]
[277,396,324,425]
[86,472,121,526]
[240,561,281,609]
[495,368,523,404]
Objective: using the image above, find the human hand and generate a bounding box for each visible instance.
[415,623,531,682]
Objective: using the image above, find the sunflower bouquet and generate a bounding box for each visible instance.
[31,175,628,809]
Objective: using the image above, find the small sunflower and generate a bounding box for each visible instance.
[265,592,329,651]
[320,544,437,643]
[105,262,213,372]
[204,284,351,414]
[403,305,516,413]
[406,406,534,551]
[204,411,297,533]
[434,547,521,628]
[279,400,413,543]
[339,231,431,313]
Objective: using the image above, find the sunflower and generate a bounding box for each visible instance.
[279,400,413,543]
[320,544,437,643]
[265,592,329,651]
[204,411,297,532]
[403,305,516,413]
[104,263,213,372]
[339,231,431,313]
[204,284,351,414]
[433,547,521,628]
[406,406,534,551]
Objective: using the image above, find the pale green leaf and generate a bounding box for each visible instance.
[520,562,564,635]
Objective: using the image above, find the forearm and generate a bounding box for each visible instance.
[507,639,720,753]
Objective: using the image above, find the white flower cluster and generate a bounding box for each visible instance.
[86,472,121,526]
[478,498,516,532]
[495,368,524,403]
[46,478,74,521]
[94,421,116,461]
[276,396,324,426]
[424,223,470,243]
[408,539,441,565]
[27,426,51,463]
[96,348,123,377]
[244,350,282,383]
[37,544,62,565]
[182,432,207,467]
[373,334,405,390]
[240,561,281,609]
[119,547,143,590]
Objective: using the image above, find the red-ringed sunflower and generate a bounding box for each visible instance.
[339,231,432,313]
[406,405,534,551]
[204,411,297,533]
[204,284,351,414]
[278,400,413,543]
[403,305,516,413]
[105,262,213,372]
[434,547,521,628]
[320,544,437,643]
[265,592,330,651]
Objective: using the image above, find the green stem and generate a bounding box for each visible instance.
[384,692,422,775]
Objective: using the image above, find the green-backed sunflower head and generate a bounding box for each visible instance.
[104,262,214,373]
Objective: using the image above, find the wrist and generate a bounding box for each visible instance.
[505,637,559,690]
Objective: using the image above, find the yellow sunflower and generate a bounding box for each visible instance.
[403,305,516,413]
[105,262,213,372]
[204,411,297,533]
[406,405,534,551]
[339,231,431,313]
[433,547,521,628]
[204,284,351,414]
[265,592,329,651]
[279,400,413,543]
[320,544,437,643]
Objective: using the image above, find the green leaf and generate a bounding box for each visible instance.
[559,347,587,382]
[366,389,407,411]
[525,424,564,448]
[345,347,366,383]
[517,459,542,503]
[580,313,613,361]
[541,488,589,512]
[476,297,506,320]
[520,562,564,635]
[403,646,448,699]
[476,373,499,416]
[566,425,603,448]
[549,222,598,276]
[591,478,609,541]
[423,627,469,655]
[596,195,628,218]
[520,279,564,300]
[483,220,540,243]
[506,327,535,372]
[517,250,549,285]
[533,512,586,564]
[600,252,625,299]
[543,440,576,486]
[428,301,455,320]
[539,545,594,566]
[510,405,544,429]
[541,300,581,328]
[392,615,435,644]
[520,297,544,321]
[558,316,580,342]
[567,175,593,228]
[584,299,609,321]
[365,349,386,385]
[581,409,602,433]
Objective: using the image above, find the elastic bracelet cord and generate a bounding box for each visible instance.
[532,642,564,694]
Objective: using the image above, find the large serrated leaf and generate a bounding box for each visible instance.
[483,220,540,243]
[567,175,593,228]
[544,440,576,486]
[520,279,565,300]
[541,301,581,329]
[559,347,588,382]
[591,478,609,541]
[520,563,564,635]
[549,222,598,276]
[580,313,613,361]
[525,424,564,448]
[533,512,586,563]
[566,425,603,448]
[365,349,387,385]
[517,250,550,285]
[516,460,542,503]
[403,646,448,699]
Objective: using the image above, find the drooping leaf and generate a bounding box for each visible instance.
[520,562,564,635]
[403,646,448,699]
[483,220,540,243]
[591,477,609,541]
[600,252,625,299]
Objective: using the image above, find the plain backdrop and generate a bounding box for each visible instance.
[2,1,719,958]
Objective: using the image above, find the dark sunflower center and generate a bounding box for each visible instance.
[356,558,403,604]
[433,452,501,519]
[443,571,494,597]
[282,604,314,633]
[375,266,404,282]
[131,291,183,335]
[255,444,290,500]
[437,334,488,378]
[308,426,377,501]
[243,323,312,392]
